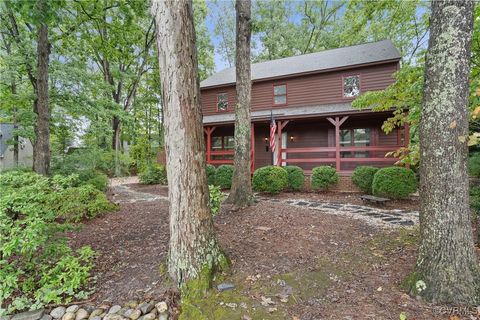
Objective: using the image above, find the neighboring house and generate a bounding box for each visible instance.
[200,40,407,175]
[0,123,33,171]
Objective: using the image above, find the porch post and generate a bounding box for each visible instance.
[327,116,348,172]
[250,123,255,172]
[204,126,216,164]
[277,120,290,166]
[277,121,283,166]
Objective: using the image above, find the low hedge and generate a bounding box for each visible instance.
[215,165,234,189]
[252,166,289,194]
[351,166,379,194]
[311,166,338,191]
[206,164,216,185]
[139,164,167,185]
[284,166,305,191]
[372,166,417,199]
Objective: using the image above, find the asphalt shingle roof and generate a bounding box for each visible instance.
[200,40,401,89]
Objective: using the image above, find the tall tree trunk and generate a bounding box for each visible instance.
[32,0,50,176]
[227,0,253,207]
[151,0,227,286]
[414,0,477,304]
[112,116,120,150]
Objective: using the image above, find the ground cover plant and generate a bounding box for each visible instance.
[0,170,116,314]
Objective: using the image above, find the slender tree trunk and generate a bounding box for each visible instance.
[414,0,478,304]
[11,82,19,166]
[151,0,227,286]
[227,0,253,207]
[32,0,50,176]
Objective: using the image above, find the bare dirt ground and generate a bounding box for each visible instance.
[67,182,473,320]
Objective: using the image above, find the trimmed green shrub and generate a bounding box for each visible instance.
[206,164,217,185]
[252,166,289,194]
[208,185,224,216]
[284,166,305,191]
[139,164,167,185]
[372,166,417,199]
[470,186,480,215]
[215,165,234,189]
[351,166,379,194]
[469,152,480,177]
[311,166,339,191]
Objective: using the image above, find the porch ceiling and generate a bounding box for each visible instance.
[202,103,373,125]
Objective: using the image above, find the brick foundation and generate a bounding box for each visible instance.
[303,175,361,193]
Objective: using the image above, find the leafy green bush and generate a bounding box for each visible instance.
[284,166,305,191]
[208,185,224,216]
[252,166,289,194]
[215,165,234,189]
[139,164,167,185]
[311,166,339,191]
[47,185,118,222]
[206,164,217,185]
[372,166,417,199]
[469,152,480,177]
[470,186,480,215]
[51,148,130,178]
[0,170,102,314]
[351,166,379,194]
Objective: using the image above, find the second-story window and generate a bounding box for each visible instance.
[343,75,360,98]
[273,84,287,105]
[217,93,228,111]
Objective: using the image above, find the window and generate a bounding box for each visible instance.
[340,128,370,158]
[217,93,228,111]
[343,75,360,98]
[211,135,234,160]
[273,84,287,105]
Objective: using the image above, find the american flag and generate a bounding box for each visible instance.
[270,114,277,165]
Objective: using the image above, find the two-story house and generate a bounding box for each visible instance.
[200,40,407,175]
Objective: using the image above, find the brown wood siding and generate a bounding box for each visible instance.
[253,123,272,168]
[201,62,399,116]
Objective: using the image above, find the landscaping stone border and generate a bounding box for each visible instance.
[3,301,170,320]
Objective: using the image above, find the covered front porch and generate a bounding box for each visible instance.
[203,111,408,175]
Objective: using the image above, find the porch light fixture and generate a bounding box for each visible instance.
[290,136,294,142]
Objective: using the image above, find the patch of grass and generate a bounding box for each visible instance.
[369,227,419,255]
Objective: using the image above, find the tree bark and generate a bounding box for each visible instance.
[414,0,478,304]
[32,0,51,176]
[227,0,253,207]
[151,0,227,286]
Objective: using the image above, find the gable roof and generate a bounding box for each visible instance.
[200,40,401,89]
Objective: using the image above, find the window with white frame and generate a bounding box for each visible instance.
[273,84,287,105]
[343,75,360,98]
[217,93,228,111]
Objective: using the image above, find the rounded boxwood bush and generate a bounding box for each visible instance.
[206,164,216,185]
[215,165,234,189]
[252,166,289,194]
[351,166,379,194]
[311,166,339,191]
[284,166,305,191]
[372,166,417,199]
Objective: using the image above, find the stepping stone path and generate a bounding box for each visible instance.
[256,197,418,228]
[111,185,168,204]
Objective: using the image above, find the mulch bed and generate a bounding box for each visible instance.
[67,184,457,319]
